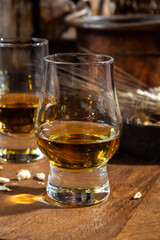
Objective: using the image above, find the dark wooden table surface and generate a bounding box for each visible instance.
[0,152,160,240]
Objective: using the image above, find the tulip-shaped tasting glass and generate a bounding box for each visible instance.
[35,53,122,206]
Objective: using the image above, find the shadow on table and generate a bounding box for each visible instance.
[0,185,73,217]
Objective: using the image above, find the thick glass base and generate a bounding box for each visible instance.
[0,133,43,163]
[47,164,110,206]
[0,148,43,163]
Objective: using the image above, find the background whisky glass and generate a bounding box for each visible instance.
[0,38,48,163]
[35,53,122,206]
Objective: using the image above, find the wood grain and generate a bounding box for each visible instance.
[117,175,160,240]
[0,153,160,240]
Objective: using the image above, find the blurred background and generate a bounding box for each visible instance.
[1,0,160,47]
[0,0,160,160]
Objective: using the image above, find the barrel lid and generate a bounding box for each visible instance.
[65,14,160,31]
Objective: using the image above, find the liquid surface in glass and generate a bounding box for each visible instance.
[35,121,120,171]
[0,93,39,134]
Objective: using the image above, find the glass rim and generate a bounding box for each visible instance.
[0,37,48,47]
[44,53,114,65]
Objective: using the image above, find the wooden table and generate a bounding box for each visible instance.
[0,152,160,240]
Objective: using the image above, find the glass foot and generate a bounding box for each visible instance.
[0,148,43,163]
[47,164,110,206]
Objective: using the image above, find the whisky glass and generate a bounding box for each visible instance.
[0,38,48,163]
[35,53,122,206]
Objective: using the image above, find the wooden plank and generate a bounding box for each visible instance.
[117,174,160,240]
[0,153,159,240]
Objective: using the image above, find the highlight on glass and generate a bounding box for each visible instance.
[0,38,48,163]
[34,53,122,206]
